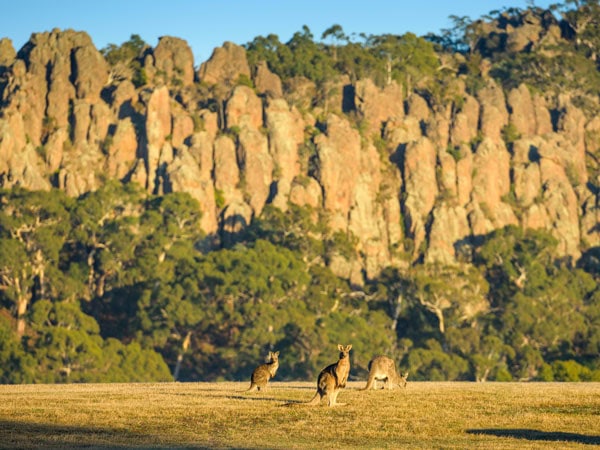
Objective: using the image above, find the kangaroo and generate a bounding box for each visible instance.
[362,356,409,390]
[247,351,279,392]
[307,344,352,406]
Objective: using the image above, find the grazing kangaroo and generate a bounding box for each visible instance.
[362,356,409,390]
[247,351,279,392]
[307,344,352,406]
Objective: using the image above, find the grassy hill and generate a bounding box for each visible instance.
[0,381,598,448]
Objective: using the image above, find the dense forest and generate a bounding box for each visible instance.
[1,0,599,383]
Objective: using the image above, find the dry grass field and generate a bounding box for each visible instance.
[0,381,598,449]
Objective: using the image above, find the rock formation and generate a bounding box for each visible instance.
[0,25,597,284]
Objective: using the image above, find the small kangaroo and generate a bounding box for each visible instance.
[362,356,409,390]
[247,351,279,392]
[307,344,352,406]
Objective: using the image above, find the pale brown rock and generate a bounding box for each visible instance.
[198,41,250,86]
[477,80,508,144]
[450,94,480,146]
[507,84,536,137]
[152,36,195,86]
[314,114,362,223]
[425,204,470,265]
[72,100,91,147]
[284,77,316,111]
[265,98,304,209]
[402,137,438,255]
[109,80,137,116]
[347,141,385,278]
[254,61,283,98]
[0,27,595,272]
[384,116,422,149]
[171,108,195,149]
[166,147,218,234]
[89,102,111,148]
[0,38,16,67]
[145,86,172,191]
[237,127,272,215]
[539,155,581,258]
[354,79,404,137]
[72,44,109,100]
[533,94,553,135]
[225,85,263,130]
[406,93,430,123]
[289,176,323,209]
[555,101,587,186]
[213,135,243,205]
[105,118,138,179]
[456,146,473,207]
[186,132,218,233]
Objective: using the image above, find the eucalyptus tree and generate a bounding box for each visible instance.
[321,24,348,61]
[475,226,597,379]
[67,181,145,300]
[0,316,36,383]
[29,299,171,382]
[0,188,71,336]
[366,32,440,90]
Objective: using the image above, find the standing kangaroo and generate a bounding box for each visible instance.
[362,356,409,390]
[247,351,279,392]
[307,344,352,406]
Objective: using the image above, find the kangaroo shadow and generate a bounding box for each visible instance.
[227,395,283,403]
[467,428,600,445]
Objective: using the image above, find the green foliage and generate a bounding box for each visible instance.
[245,204,325,258]
[214,188,226,209]
[501,123,521,145]
[446,145,463,163]
[407,339,470,381]
[29,300,171,382]
[0,182,598,383]
[131,65,147,88]
[101,34,148,87]
[101,34,147,66]
[0,316,36,383]
[236,74,254,88]
[541,359,600,382]
[245,26,439,92]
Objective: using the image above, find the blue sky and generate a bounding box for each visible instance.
[1,1,556,66]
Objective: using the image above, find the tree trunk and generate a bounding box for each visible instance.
[173,332,192,381]
[16,277,27,337]
[390,294,403,331]
[418,295,446,334]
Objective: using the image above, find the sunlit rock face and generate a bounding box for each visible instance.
[0,30,596,283]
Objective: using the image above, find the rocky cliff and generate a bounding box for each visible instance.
[0,21,598,284]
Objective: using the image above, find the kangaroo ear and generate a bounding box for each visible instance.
[274,351,280,357]
[338,344,344,351]
[345,345,353,351]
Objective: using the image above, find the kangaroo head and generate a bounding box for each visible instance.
[269,351,280,363]
[337,344,352,359]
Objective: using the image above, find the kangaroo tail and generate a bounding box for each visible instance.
[306,391,321,406]
[282,391,320,407]
[361,377,374,391]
